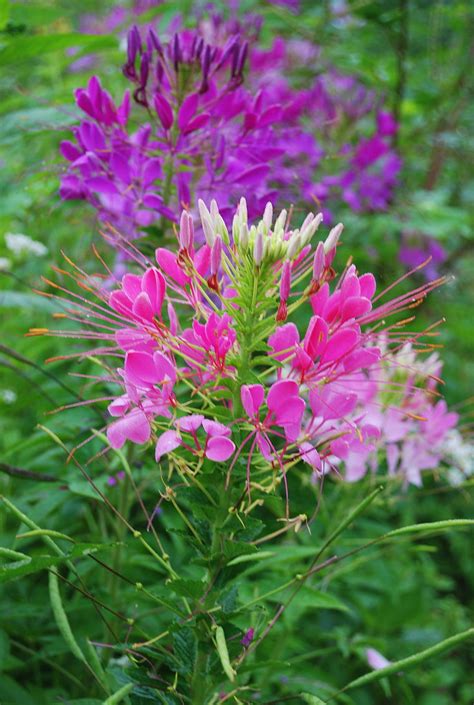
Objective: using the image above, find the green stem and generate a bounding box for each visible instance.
[333,628,474,698]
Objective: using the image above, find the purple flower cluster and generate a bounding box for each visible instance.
[59,14,401,242]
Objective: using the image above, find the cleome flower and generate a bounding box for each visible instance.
[33,197,457,502]
[59,14,401,243]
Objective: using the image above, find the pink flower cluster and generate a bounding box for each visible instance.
[37,198,456,488]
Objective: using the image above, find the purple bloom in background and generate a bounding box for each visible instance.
[399,234,447,280]
[59,11,401,242]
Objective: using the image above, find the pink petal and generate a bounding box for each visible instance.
[299,442,321,469]
[156,248,190,286]
[241,384,264,418]
[341,296,372,321]
[304,316,328,359]
[343,347,380,373]
[152,351,176,384]
[267,379,299,413]
[125,351,158,386]
[205,436,235,462]
[121,273,142,300]
[203,419,230,437]
[310,282,329,316]
[273,397,305,427]
[108,395,131,417]
[109,290,133,317]
[268,322,299,361]
[194,244,211,277]
[321,329,358,364]
[142,267,165,314]
[178,414,204,432]
[132,291,154,321]
[183,112,210,135]
[256,432,272,460]
[107,410,150,449]
[359,273,376,299]
[155,430,182,462]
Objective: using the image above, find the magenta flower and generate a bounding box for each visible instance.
[240,380,305,460]
[155,415,235,462]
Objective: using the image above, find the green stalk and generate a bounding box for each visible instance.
[333,628,474,698]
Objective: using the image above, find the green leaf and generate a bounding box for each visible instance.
[0,674,36,705]
[0,553,62,584]
[223,540,258,562]
[0,0,9,30]
[0,107,78,144]
[0,33,117,65]
[301,695,327,705]
[172,627,197,675]
[102,683,134,705]
[170,578,205,599]
[218,584,239,614]
[297,586,349,613]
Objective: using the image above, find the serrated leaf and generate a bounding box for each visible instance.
[223,540,258,561]
[172,627,197,675]
[218,584,239,614]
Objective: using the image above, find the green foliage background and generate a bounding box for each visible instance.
[0,1,472,703]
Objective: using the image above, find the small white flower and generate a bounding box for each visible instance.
[0,257,11,270]
[5,232,48,257]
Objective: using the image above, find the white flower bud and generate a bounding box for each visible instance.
[286,232,302,259]
[274,209,287,234]
[253,230,264,265]
[263,202,273,230]
[239,222,249,249]
[324,223,343,255]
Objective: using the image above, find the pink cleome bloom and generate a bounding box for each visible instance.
[35,199,456,491]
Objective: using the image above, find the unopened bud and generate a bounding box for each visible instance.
[179,211,192,250]
[211,236,222,276]
[312,241,325,281]
[198,199,215,246]
[286,232,301,260]
[280,261,291,302]
[239,222,249,249]
[263,202,273,230]
[253,231,264,266]
[324,223,343,256]
[274,209,287,234]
